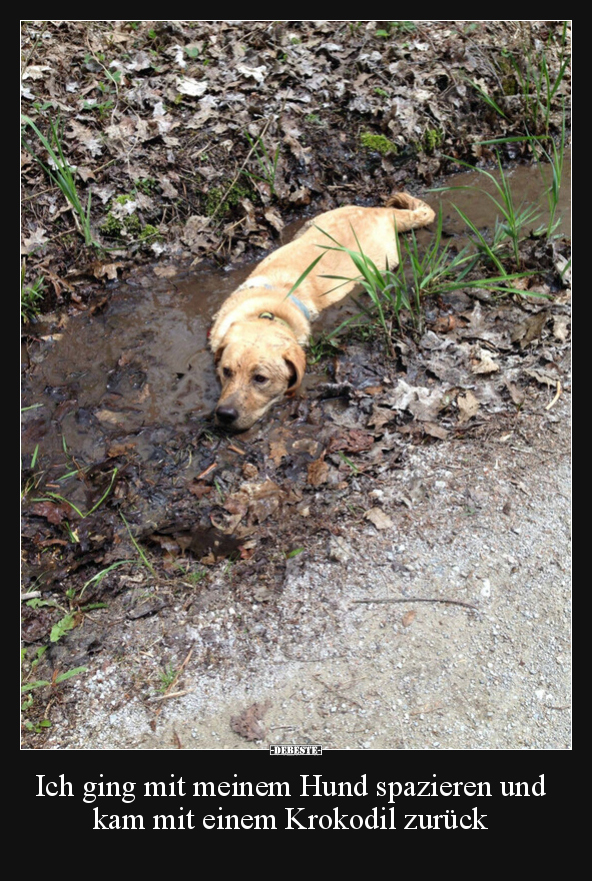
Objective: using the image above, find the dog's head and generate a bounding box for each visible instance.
[213,319,306,431]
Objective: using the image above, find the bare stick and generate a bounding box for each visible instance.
[353,597,480,611]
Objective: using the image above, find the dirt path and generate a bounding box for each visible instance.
[43,390,571,750]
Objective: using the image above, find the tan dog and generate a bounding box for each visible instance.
[210,192,435,430]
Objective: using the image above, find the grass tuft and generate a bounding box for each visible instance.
[21,114,100,248]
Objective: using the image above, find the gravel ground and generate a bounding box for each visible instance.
[45,390,570,751]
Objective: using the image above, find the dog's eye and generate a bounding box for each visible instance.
[222,367,233,379]
[253,374,268,384]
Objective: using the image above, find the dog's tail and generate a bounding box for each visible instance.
[385,191,436,230]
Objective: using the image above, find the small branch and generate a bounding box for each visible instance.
[148,689,195,703]
[200,116,274,231]
[196,461,217,480]
[545,380,562,410]
[353,597,480,612]
[21,21,49,77]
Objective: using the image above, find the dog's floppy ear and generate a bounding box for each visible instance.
[214,345,226,366]
[283,344,307,397]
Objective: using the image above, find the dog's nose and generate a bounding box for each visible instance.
[215,406,239,425]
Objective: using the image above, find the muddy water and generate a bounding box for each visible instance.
[430,151,571,238]
[22,266,245,467]
[21,154,570,476]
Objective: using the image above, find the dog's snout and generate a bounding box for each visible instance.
[215,405,239,426]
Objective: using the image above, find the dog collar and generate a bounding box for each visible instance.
[237,278,311,322]
[287,294,311,321]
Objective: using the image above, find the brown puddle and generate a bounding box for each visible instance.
[430,151,571,238]
[21,153,570,475]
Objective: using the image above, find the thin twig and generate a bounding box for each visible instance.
[545,380,562,410]
[148,689,195,703]
[196,461,217,480]
[21,20,49,77]
[153,647,194,715]
[199,115,274,231]
[353,597,480,611]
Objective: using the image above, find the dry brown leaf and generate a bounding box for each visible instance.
[457,390,480,423]
[91,261,123,280]
[269,438,288,466]
[364,507,394,530]
[524,367,558,387]
[230,700,271,741]
[552,316,570,342]
[510,311,548,348]
[307,458,329,486]
[470,346,499,374]
[423,421,449,440]
[264,209,284,232]
[504,379,525,406]
[21,228,49,254]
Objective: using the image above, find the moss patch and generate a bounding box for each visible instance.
[422,128,444,153]
[360,131,398,156]
[204,180,254,217]
[101,196,159,241]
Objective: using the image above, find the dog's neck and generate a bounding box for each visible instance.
[210,280,315,351]
[236,277,312,321]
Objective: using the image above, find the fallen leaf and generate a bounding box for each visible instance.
[552,316,570,342]
[292,438,323,457]
[362,385,384,396]
[504,379,525,406]
[176,76,209,97]
[107,440,137,457]
[188,482,212,499]
[95,409,126,425]
[307,458,329,486]
[402,610,416,627]
[22,64,52,80]
[230,700,271,741]
[510,311,548,348]
[364,507,394,530]
[388,380,446,422]
[423,421,449,439]
[21,228,49,254]
[432,314,463,333]
[470,346,499,374]
[30,501,72,524]
[236,64,268,82]
[264,209,284,232]
[457,390,480,423]
[153,265,178,278]
[91,261,123,280]
[524,367,558,387]
[367,405,392,430]
[269,438,288,466]
[327,429,374,453]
